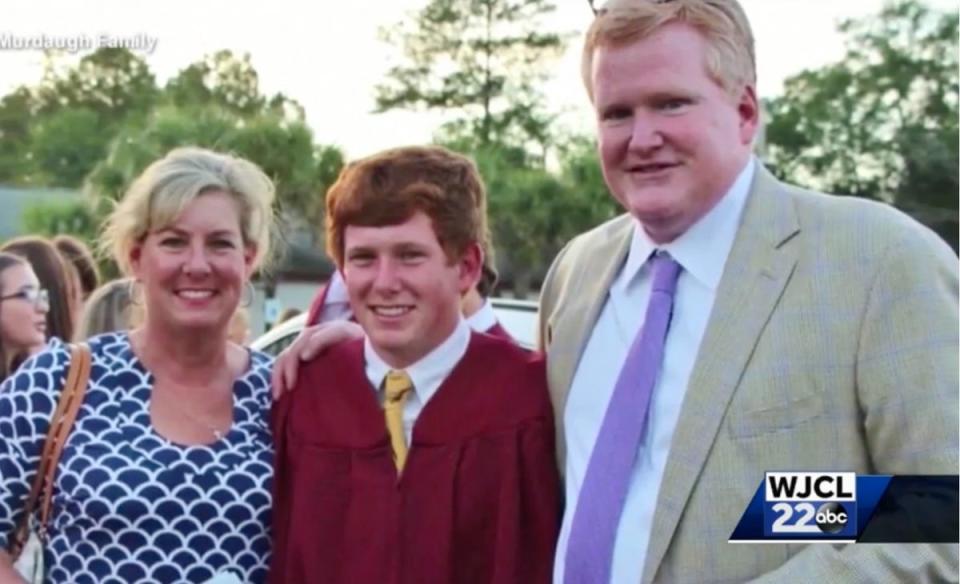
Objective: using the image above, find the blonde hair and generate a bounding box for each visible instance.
[76,277,144,339]
[582,0,756,101]
[101,147,276,275]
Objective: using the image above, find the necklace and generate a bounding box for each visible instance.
[154,386,232,441]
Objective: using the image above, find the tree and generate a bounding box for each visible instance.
[0,87,35,183]
[763,0,957,247]
[87,106,342,227]
[30,108,111,187]
[463,137,620,295]
[375,0,567,154]
[20,197,110,276]
[1,48,160,187]
[33,47,158,121]
[163,50,305,121]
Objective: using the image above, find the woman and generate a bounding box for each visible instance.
[0,147,277,583]
[0,237,75,344]
[0,252,49,382]
[53,235,102,336]
[75,277,141,339]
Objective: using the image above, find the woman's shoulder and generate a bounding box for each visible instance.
[0,338,75,419]
[242,348,273,391]
[248,347,274,372]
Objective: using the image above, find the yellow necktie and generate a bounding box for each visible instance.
[384,370,413,471]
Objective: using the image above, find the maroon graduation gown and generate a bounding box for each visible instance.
[270,333,559,584]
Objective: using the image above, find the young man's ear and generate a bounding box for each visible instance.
[458,242,483,295]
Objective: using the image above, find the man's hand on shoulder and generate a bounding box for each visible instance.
[271,320,364,400]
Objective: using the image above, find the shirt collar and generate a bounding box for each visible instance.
[620,157,755,291]
[326,271,350,304]
[364,317,472,404]
[465,298,497,333]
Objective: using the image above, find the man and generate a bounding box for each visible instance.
[542,0,958,582]
[304,258,510,337]
[269,146,559,584]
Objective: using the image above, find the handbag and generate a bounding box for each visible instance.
[8,343,92,583]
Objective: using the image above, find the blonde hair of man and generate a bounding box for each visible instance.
[582,0,756,101]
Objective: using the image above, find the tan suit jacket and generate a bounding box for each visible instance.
[539,165,959,583]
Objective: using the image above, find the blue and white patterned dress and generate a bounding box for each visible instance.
[0,332,274,583]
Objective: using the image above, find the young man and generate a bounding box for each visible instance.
[304,259,511,338]
[269,146,559,584]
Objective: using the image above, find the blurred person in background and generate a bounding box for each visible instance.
[0,147,278,583]
[75,277,142,340]
[0,252,49,383]
[53,234,102,336]
[229,307,252,346]
[273,307,302,327]
[0,236,75,344]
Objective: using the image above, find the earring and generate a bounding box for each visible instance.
[241,281,255,308]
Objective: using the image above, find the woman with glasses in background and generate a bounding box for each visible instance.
[0,236,75,343]
[0,252,49,382]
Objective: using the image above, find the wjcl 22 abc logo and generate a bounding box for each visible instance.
[763,472,858,538]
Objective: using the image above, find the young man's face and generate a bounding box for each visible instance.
[342,211,481,368]
[592,22,758,243]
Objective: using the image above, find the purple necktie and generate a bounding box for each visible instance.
[564,252,682,584]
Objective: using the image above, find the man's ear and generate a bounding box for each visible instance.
[458,242,483,295]
[737,84,760,146]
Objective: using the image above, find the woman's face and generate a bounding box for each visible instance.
[0,263,49,352]
[129,190,256,336]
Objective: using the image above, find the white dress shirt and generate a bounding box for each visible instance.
[465,298,498,332]
[317,271,353,322]
[553,158,756,584]
[363,318,471,443]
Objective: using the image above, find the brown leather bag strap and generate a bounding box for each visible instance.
[9,343,91,556]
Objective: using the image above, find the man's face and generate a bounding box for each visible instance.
[342,211,481,368]
[592,22,758,243]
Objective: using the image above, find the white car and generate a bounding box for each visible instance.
[251,297,539,356]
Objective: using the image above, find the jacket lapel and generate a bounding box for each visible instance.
[548,217,633,470]
[642,168,801,584]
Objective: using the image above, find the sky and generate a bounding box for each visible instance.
[1,0,955,159]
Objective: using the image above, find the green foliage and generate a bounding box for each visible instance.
[0,48,159,187]
[33,47,158,121]
[19,197,114,277]
[162,50,305,121]
[449,135,619,292]
[30,108,112,187]
[0,45,344,274]
[0,87,35,183]
[86,106,343,232]
[764,0,958,247]
[376,0,568,152]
